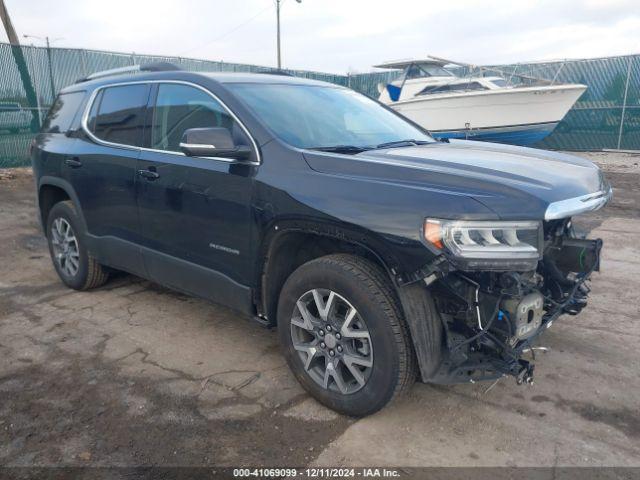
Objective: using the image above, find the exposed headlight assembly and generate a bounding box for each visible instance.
[424,219,543,270]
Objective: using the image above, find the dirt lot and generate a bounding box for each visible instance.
[0,152,639,468]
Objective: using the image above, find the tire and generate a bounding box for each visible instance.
[46,200,109,290]
[277,254,416,417]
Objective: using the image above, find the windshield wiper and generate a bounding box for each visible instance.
[374,139,432,150]
[309,140,431,154]
[309,145,371,154]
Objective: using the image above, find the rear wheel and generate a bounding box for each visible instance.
[278,254,416,416]
[46,201,109,290]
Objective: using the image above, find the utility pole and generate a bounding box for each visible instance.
[0,0,40,131]
[0,0,18,43]
[276,0,281,69]
[276,0,302,70]
[24,34,61,101]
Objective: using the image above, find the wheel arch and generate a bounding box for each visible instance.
[255,220,401,326]
[38,176,87,233]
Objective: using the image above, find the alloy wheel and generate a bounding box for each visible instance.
[51,218,80,277]
[290,289,374,394]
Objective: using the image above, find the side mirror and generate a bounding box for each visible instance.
[179,127,252,160]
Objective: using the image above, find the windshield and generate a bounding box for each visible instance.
[228,83,433,149]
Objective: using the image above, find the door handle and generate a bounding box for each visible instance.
[64,157,82,168]
[137,169,160,180]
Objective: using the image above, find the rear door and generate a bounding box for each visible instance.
[71,83,151,275]
[34,90,86,183]
[136,82,256,312]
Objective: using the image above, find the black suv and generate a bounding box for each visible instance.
[32,63,611,416]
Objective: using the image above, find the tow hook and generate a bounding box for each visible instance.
[516,359,535,385]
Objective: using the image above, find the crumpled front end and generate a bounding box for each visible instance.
[420,215,605,386]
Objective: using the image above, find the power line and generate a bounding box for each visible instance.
[180,3,274,57]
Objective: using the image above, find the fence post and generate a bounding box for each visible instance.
[24,45,41,126]
[551,62,565,85]
[507,64,518,85]
[616,56,633,150]
[45,38,56,102]
[80,49,88,77]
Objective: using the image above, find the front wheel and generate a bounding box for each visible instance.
[277,254,416,416]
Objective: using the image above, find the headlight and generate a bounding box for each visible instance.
[424,219,542,270]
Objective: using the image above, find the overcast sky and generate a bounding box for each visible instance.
[3,0,639,73]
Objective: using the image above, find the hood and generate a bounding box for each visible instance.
[303,140,608,220]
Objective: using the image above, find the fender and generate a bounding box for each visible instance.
[258,218,402,281]
[37,176,88,233]
[255,218,403,323]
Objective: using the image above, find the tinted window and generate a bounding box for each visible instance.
[229,84,432,149]
[90,84,150,146]
[42,92,85,133]
[150,84,236,152]
[86,90,103,133]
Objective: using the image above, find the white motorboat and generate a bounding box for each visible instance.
[375,58,587,145]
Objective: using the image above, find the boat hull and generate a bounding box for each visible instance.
[387,84,586,146]
[434,121,559,146]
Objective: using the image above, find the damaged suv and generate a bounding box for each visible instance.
[32,64,611,416]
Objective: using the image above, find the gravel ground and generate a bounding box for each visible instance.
[0,151,639,468]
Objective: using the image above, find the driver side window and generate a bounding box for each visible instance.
[150,84,238,153]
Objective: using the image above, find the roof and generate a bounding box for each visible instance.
[373,58,449,69]
[200,72,335,86]
[68,69,338,92]
[61,69,337,94]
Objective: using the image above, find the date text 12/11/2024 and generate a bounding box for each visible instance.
[232,468,402,478]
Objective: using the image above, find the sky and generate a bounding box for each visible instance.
[3,0,640,74]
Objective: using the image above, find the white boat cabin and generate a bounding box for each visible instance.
[375,59,511,104]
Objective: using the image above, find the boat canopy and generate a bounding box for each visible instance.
[374,59,455,81]
[373,58,449,69]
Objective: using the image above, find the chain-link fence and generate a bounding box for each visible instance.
[1,41,638,167]
[0,42,349,167]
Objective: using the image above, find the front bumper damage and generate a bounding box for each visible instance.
[416,218,603,386]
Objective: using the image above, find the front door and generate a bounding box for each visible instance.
[136,82,257,312]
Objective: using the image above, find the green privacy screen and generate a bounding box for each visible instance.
[1,41,638,167]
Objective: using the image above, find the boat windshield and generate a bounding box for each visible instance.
[418,81,488,96]
[228,83,434,149]
[405,63,455,79]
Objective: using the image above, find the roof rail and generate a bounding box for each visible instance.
[77,62,181,83]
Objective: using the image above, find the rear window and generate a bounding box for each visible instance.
[42,92,85,133]
[88,84,150,147]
